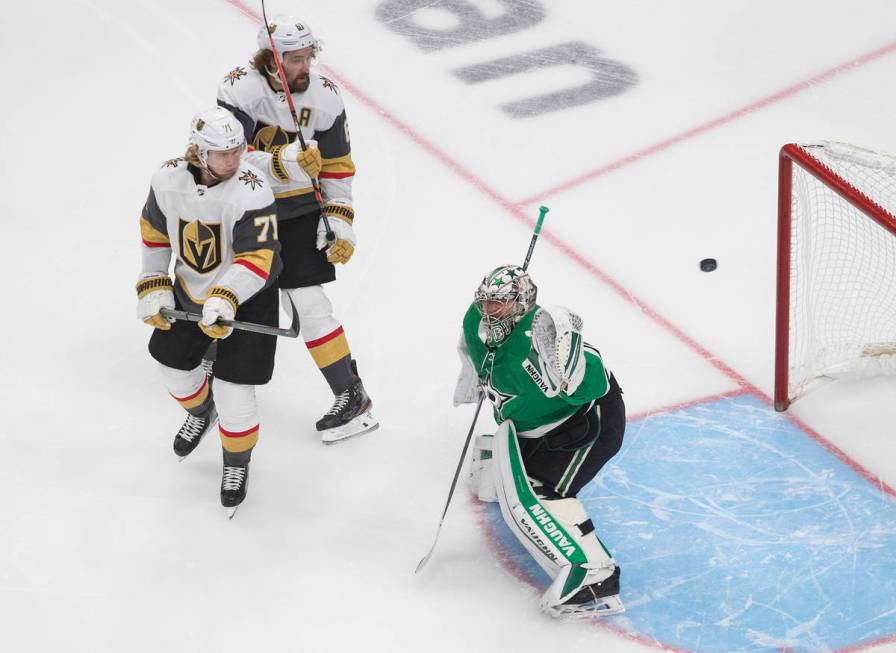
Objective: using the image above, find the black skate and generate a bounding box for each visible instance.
[221,462,249,519]
[173,405,217,460]
[315,379,378,444]
[548,567,625,619]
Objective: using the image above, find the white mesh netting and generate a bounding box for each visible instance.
[788,141,896,400]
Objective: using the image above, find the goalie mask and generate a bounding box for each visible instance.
[475,265,537,347]
[257,16,320,59]
[188,107,246,168]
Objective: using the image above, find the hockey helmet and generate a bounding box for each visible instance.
[475,265,537,347]
[257,16,319,58]
[188,107,246,167]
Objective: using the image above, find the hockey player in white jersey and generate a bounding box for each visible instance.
[455,266,626,618]
[137,106,282,514]
[217,16,376,444]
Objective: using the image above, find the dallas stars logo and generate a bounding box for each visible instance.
[162,158,184,168]
[482,374,516,419]
[224,67,247,86]
[238,169,264,190]
[320,76,339,94]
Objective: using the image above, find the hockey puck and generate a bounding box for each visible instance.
[700,258,717,272]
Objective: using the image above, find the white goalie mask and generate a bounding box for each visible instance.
[188,107,246,167]
[257,15,320,59]
[475,265,538,347]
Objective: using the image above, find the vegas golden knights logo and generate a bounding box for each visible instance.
[253,124,292,153]
[178,219,222,274]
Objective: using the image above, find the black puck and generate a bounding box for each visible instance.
[700,258,717,272]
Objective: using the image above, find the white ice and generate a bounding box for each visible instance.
[3,1,896,651]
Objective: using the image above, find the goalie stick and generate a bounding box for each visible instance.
[415,206,550,574]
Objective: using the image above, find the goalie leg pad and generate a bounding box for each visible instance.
[491,421,621,614]
[469,434,497,502]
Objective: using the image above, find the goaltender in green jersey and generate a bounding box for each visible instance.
[454,264,626,618]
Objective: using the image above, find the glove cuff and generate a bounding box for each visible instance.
[136,276,173,299]
[323,201,354,225]
[269,144,291,183]
[206,286,239,313]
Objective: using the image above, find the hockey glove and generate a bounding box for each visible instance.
[136,275,175,330]
[283,139,322,179]
[453,334,483,406]
[200,287,238,340]
[531,306,587,397]
[316,200,357,264]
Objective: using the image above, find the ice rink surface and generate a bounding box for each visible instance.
[4,1,896,651]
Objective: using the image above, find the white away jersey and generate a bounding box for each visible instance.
[217,65,354,218]
[139,158,282,313]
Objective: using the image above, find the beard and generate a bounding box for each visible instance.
[290,73,311,93]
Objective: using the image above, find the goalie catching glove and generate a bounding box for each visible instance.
[316,199,357,264]
[200,287,238,340]
[531,306,587,397]
[136,275,174,330]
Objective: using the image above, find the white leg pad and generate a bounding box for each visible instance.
[281,286,339,342]
[469,434,497,502]
[491,420,616,610]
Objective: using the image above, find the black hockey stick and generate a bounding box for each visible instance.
[415,205,550,574]
[160,299,299,338]
[415,395,484,574]
[259,0,334,243]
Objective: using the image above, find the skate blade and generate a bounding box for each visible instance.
[226,505,239,520]
[544,595,625,620]
[321,411,379,445]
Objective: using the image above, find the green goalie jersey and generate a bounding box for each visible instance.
[462,303,620,437]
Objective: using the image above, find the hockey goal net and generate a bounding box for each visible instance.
[775,141,896,411]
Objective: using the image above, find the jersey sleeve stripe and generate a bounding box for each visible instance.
[320,152,355,178]
[233,250,272,280]
[140,216,170,247]
[275,186,315,199]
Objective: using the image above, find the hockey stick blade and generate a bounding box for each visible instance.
[415,396,484,574]
[160,304,300,338]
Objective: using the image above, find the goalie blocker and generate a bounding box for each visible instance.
[456,266,626,617]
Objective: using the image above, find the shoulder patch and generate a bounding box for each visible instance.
[319,75,340,94]
[238,168,265,190]
[522,353,552,396]
[224,66,248,86]
[161,157,185,169]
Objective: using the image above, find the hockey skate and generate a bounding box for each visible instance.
[173,405,218,460]
[315,379,378,444]
[544,567,625,620]
[221,462,249,519]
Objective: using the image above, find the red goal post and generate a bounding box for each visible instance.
[775,142,896,411]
